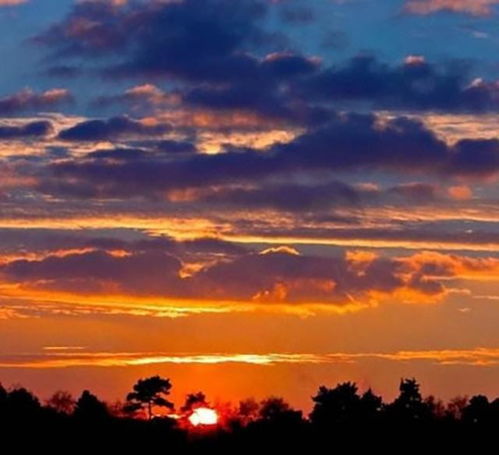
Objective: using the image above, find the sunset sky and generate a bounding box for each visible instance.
[0,0,498,411]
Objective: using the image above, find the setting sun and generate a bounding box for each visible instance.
[188,408,219,426]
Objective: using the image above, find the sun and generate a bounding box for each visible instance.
[188,407,219,426]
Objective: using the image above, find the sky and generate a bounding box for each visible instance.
[0,0,498,411]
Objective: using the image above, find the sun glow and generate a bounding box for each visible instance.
[188,407,219,426]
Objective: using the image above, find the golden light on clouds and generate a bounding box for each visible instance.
[3,347,499,369]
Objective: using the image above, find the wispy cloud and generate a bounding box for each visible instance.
[2,348,499,369]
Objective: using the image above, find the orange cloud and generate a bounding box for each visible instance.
[398,251,499,280]
[448,185,473,200]
[346,250,379,276]
[1,246,496,316]
[405,0,499,16]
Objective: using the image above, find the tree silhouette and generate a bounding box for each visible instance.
[6,387,41,420]
[425,395,446,419]
[463,395,491,425]
[259,397,291,421]
[238,398,260,425]
[446,396,468,420]
[0,383,6,404]
[125,376,174,420]
[310,382,362,427]
[46,390,75,415]
[0,375,499,451]
[74,390,109,420]
[258,397,303,426]
[181,392,207,413]
[387,378,431,422]
[359,388,383,422]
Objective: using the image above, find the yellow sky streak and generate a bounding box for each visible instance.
[3,348,499,369]
[0,218,495,252]
[218,234,499,253]
[0,286,367,318]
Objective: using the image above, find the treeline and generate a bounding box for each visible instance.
[0,377,497,452]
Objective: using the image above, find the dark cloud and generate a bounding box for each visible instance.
[0,88,72,115]
[299,55,499,112]
[448,139,499,176]
[191,181,448,212]
[35,0,499,117]
[58,116,171,141]
[0,246,456,303]
[85,140,197,161]
[0,228,247,260]
[150,140,198,155]
[33,0,134,57]
[1,249,183,296]
[386,183,438,202]
[31,113,499,201]
[36,0,270,82]
[197,181,363,212]
[86,148,149,161]
[0,120,53,139]
[35,0,329,123]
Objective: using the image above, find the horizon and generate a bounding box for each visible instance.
[0,372,496,416]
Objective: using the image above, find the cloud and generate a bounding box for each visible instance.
[447,138,499,176]
[2,347,499,368]
[0,0,27,6]
[1,249,184,296]
[93,84,181,110]
[299,56,499,113]
[179,54,499,119]
[1,244,494,306]
[57,116,171,141]
[397,251,499,279]
[0,120,53,139]
[0,89,72,115]
[31,113,499,203]
[36,0,271,83]
[34,0,499,117]
[194,181,363,212]
[448,185,472,200]
[405,0,499,16]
